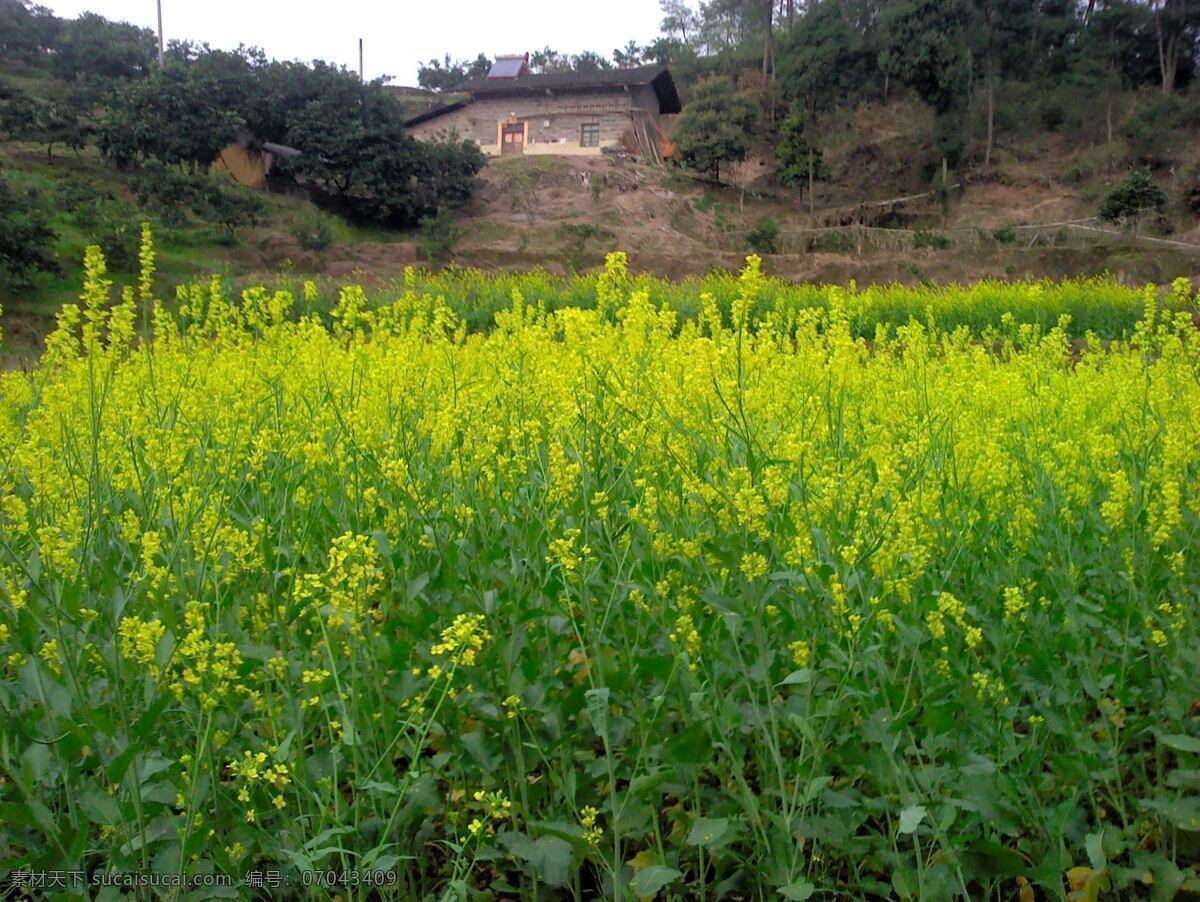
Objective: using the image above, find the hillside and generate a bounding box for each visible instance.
[3,20,1199,366]
[4,117,1200,364]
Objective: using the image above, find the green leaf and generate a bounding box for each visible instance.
[686,816,729,847]
[898,805,927,835]
[585,687,610,741]
[1085,831,1106,873]
[509,833,574,887]
[891,868,919,899]
[779,669,814,686]
[630,865,683,896]
[274,729,296,763]
[960,839,1026,879]
[79,790,121,826]
[1159,734,1200,754]
[779,878,816,900]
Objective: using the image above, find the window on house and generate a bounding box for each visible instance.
[581,123,600,147]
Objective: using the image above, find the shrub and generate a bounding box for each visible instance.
[202,180,266,237]
[747,218,780,255]
[86,214,141,271]
[133,163,266,235]
[56,178,116,210]
[557,223,609,272]
[132,162,209,226]
[1099,167,1168,233]
[1119,94,1192,167]
[810,230,856,253]
[775,116,827,192]
[913,228,952,249]
[1039,97,1066,131]
[291,214,335,253]
[0,178,58,290]
[1181,165,1200,218]
[418,209,462,263]
[992,224,1018,244]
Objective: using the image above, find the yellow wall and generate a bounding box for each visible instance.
[211,144,268,188]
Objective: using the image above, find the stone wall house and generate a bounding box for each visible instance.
[405,55,681,160]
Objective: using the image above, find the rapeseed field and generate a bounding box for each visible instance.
[1,230,1198,899]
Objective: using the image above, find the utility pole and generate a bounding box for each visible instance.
[156,0,164,66]
[359,38,364,83]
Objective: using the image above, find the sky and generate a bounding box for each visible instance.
[42,1,667,85]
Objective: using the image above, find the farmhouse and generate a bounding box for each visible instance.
[405,54,681,159]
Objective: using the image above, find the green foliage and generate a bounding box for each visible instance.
[810,230,857,253]
[879,0,971,115]
[912,228,952,249]
[0,83,39,139]
[746,217,780,255]
[290,214,335,253]
[777,0,873,118]
[0,175,57,290]
[0,0,61,63]
[418,208,461,262]
[53,178,147,269]
[1182,164,1200,218]
[417,53,492,92]
[202,179,266,236]
[775,116,827,191]
[1119,93,1197,167]
[1099,167,1168,231]
[51,11,156,82]
[0,84,95,162]
[131,163,262,235]
[557,223,613,271]
[672,76,760,182]
[98,65,242,170]
[131,161,208,224]
[992,224,1018,244]
[283,74,486,227]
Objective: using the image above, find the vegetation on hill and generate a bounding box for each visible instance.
[419,0,1198,241]
[0,0,486,306]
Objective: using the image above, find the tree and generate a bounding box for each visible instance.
[778,0,870,210]
[52,12,156,82]
[879,0,971,173]
[1150,0,1194,94]
[775,115,827,195]
[660,0,700,44]
[0,84,94,163]
[284,74,486,227]
[975,0,997,167]
[0,0,60,62]
[418,53,491,92]
[572,52,613,74]
[673,76,761,181]
[612,41,647,67]
[1099,167,1167,233]
[0,85,39,139]
[530,48,570,73]
[201,178,266,236]
[97,65,241,170]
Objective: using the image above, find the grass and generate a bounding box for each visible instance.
[0,246,1198,898]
